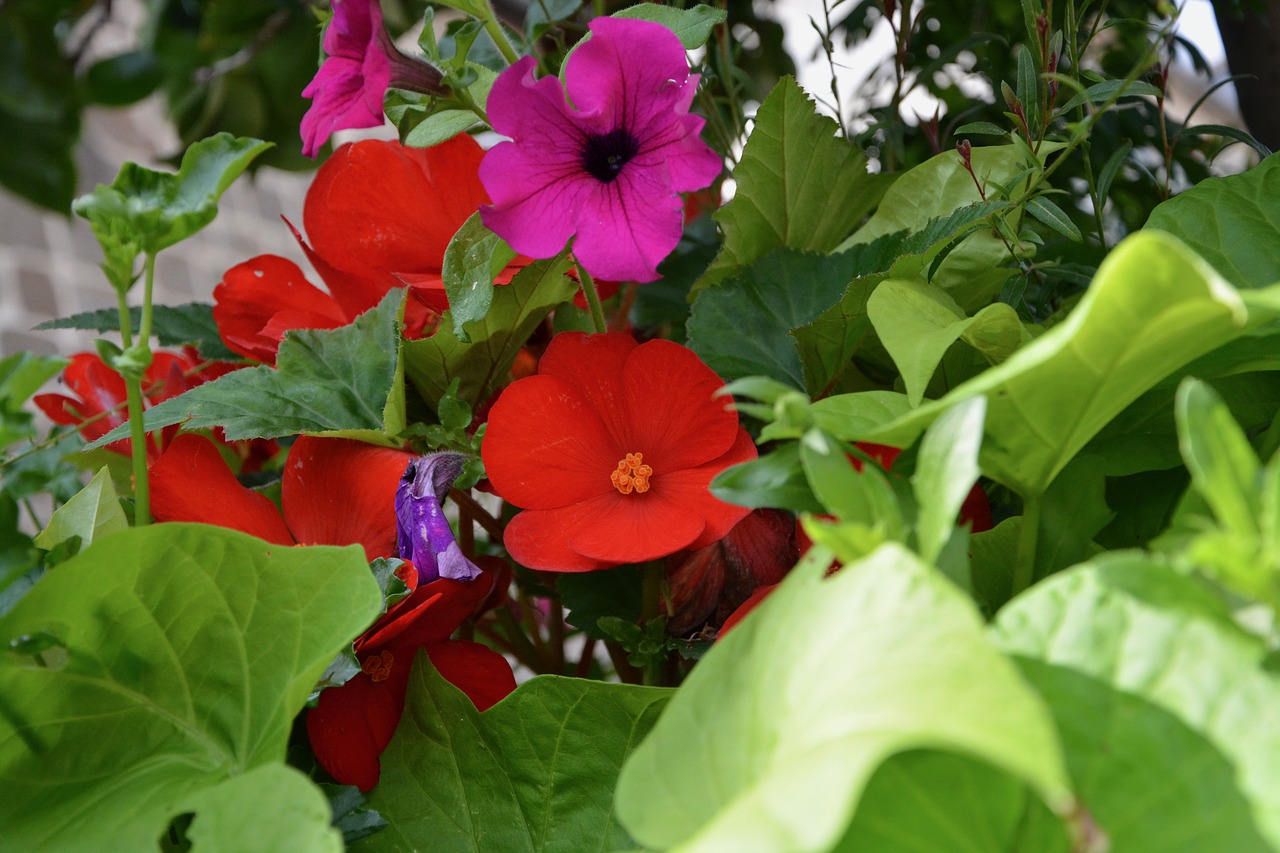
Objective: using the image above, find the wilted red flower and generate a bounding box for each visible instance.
[666,508,797,635]
[213,135,523,364]
[34,350,276,468]
[482,331,756,571]
[149,432,413,562]
[306,569,516,790]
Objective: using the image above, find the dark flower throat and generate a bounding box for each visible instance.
[582,128,639,183]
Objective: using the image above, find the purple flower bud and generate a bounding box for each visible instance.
[395,452,481,584]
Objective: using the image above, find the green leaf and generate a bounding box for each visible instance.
[856,231,1280,497]
[402,108,479,148]
[559,564,642,640]
[913,396,985,565]
[0,524,381,852]
[358,659,670,853]
[84,51,162,107]
[799,430,903,535]
[0,353,67,447]
[72,133,272,285]
[709,443,824,514]
[1054,79,1163,114]
[31,468,126,552]
[403,256,577,414]
[35,302,239,361]
[992,555,1280,850]
[179,764,342,852]
[614,544,1072,852]
[837,750,1071,852]
[611,3,727,49]
[687,249,858,392]
[695,76,887,292]
[88,289,405,446]
[1176,378,1261,540]
[867,278,1027,406]
[1145,151,1280,290]
[1024,195,1082,242]
[441,212,517,343]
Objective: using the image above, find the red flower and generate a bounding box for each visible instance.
[482,331,757,571]
[34,350,276,468]
[306,569,516,791]
[149,432,413,562]
[213,135,524,364]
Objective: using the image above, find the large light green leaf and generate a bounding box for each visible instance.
[852,231,1280,496]
[868,278,1028,405]
[992,554,1280,850]
[614,543,1071,853]
[0,524,381,853]
[359,660,669,853]
[88,289,406,446]
[32,467,126,551]
[695,76,887,291]
[403,256,577,412]
[180,764,342,852]
[1145,151,1280,290]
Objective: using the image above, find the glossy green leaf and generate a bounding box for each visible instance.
[696,76,886,291]
[710,443,824,514]
[857,231,1280,496]
[404,256,577,413]
[1145,152,1280,290]
[992,554,1280,850]
[612,3,727,49]
[867,278,1027,405]
[800,430,902,535]
[32,467,126,552]
[72,134,272,282]
[358,660,670,853]
[615,544,1071,852]
[1176,378,1261,539]
[88,289,405,446]
[441,212,517,343]
[0,524,380,853]
[35,302,239,362]
[913,396,985,565]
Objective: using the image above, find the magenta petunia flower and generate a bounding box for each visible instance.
[479,17,723,283]
[300,0,447,158]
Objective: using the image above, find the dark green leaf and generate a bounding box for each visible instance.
[1055,79,1163,114]
[1025,195,1082,242]
[84,51,163,106]
[710,443,824,514]
[358,660,670,853]
[611,3,727,49]
[36,302,239,361]
[88,289,405,446]
[558,565,642,640]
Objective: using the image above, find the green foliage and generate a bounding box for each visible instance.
[0,524,380,852]
[359,659,670,853]
[31,467,126,552]
[1145,152,1280,290]
[87,289,406,446]
[993,554,1280,849]
[611,4,728,49]
[614,544,1071,852]
[403,256,577,414]
[35,302,239,362]
[440,212,517,343]
[0,353,67,448]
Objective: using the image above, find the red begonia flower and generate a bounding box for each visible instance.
[482,331,757,571]
[306,571,516,791]
[34,350,276,467]
[149,433,413,562]
[213,135,523,365]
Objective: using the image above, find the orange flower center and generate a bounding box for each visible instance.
[610,452,653,495]
[361,649,394,683]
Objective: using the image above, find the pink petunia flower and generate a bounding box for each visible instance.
[479,17,723,283]
[300,0,448,158]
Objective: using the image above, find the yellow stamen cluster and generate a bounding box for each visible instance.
[361,649,394,683]
[611,452,653,495]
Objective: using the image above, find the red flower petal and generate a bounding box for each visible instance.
[306,662,398,791]
[302,136,489,316]
[280,436,414,561]
[534,331,636,447]
[482,374,618,511]
[358,576,490,653]
[426,639,517,711]
[149,434,295,545]
[212,255,348,363]
[668,427,758,551]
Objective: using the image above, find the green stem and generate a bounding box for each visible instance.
[138,253,156,344]
[575,262,609,334]
[480,2,520,66]
[641,561,664,622]
[125,378,150,526]
[1011,494,1042,597]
